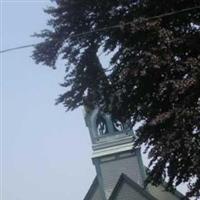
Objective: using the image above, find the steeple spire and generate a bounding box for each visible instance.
[84,108,146,199]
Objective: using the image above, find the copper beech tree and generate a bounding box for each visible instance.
[32,0,200,198]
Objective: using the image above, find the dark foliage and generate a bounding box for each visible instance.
[32,0,200,198]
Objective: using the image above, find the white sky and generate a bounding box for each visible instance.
[0,1,190,200]
[1,1,95,200]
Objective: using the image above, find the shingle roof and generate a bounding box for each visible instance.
[83,177,99,200]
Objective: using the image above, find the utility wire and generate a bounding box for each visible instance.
[0,44,35,53]
[1,5,200,54]
[143,5,200,20]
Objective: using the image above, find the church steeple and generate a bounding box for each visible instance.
[83,107,184,200]
[84,108,146,199]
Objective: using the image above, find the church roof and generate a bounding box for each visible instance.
[83,173,157,200]
[83,173,184,200]
[83,177,99,200]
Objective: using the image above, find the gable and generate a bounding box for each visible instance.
[109,174,157,200]
[110,181,151,200]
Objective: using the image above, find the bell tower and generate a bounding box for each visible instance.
[84,108,146,200]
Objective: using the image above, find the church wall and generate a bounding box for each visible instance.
[95,151,143,199]
[148,184,181,200]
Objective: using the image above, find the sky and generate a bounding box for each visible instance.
[1,1,95,200]
[0,1,190,200]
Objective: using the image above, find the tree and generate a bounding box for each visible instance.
[32,0,200,198]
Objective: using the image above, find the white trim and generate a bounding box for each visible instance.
[92,142,135,158]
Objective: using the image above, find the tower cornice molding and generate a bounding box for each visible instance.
[92,141,136,159]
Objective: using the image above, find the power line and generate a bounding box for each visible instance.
[144,5,200,20]
[1,5,200,54]
[0,44,35,53]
